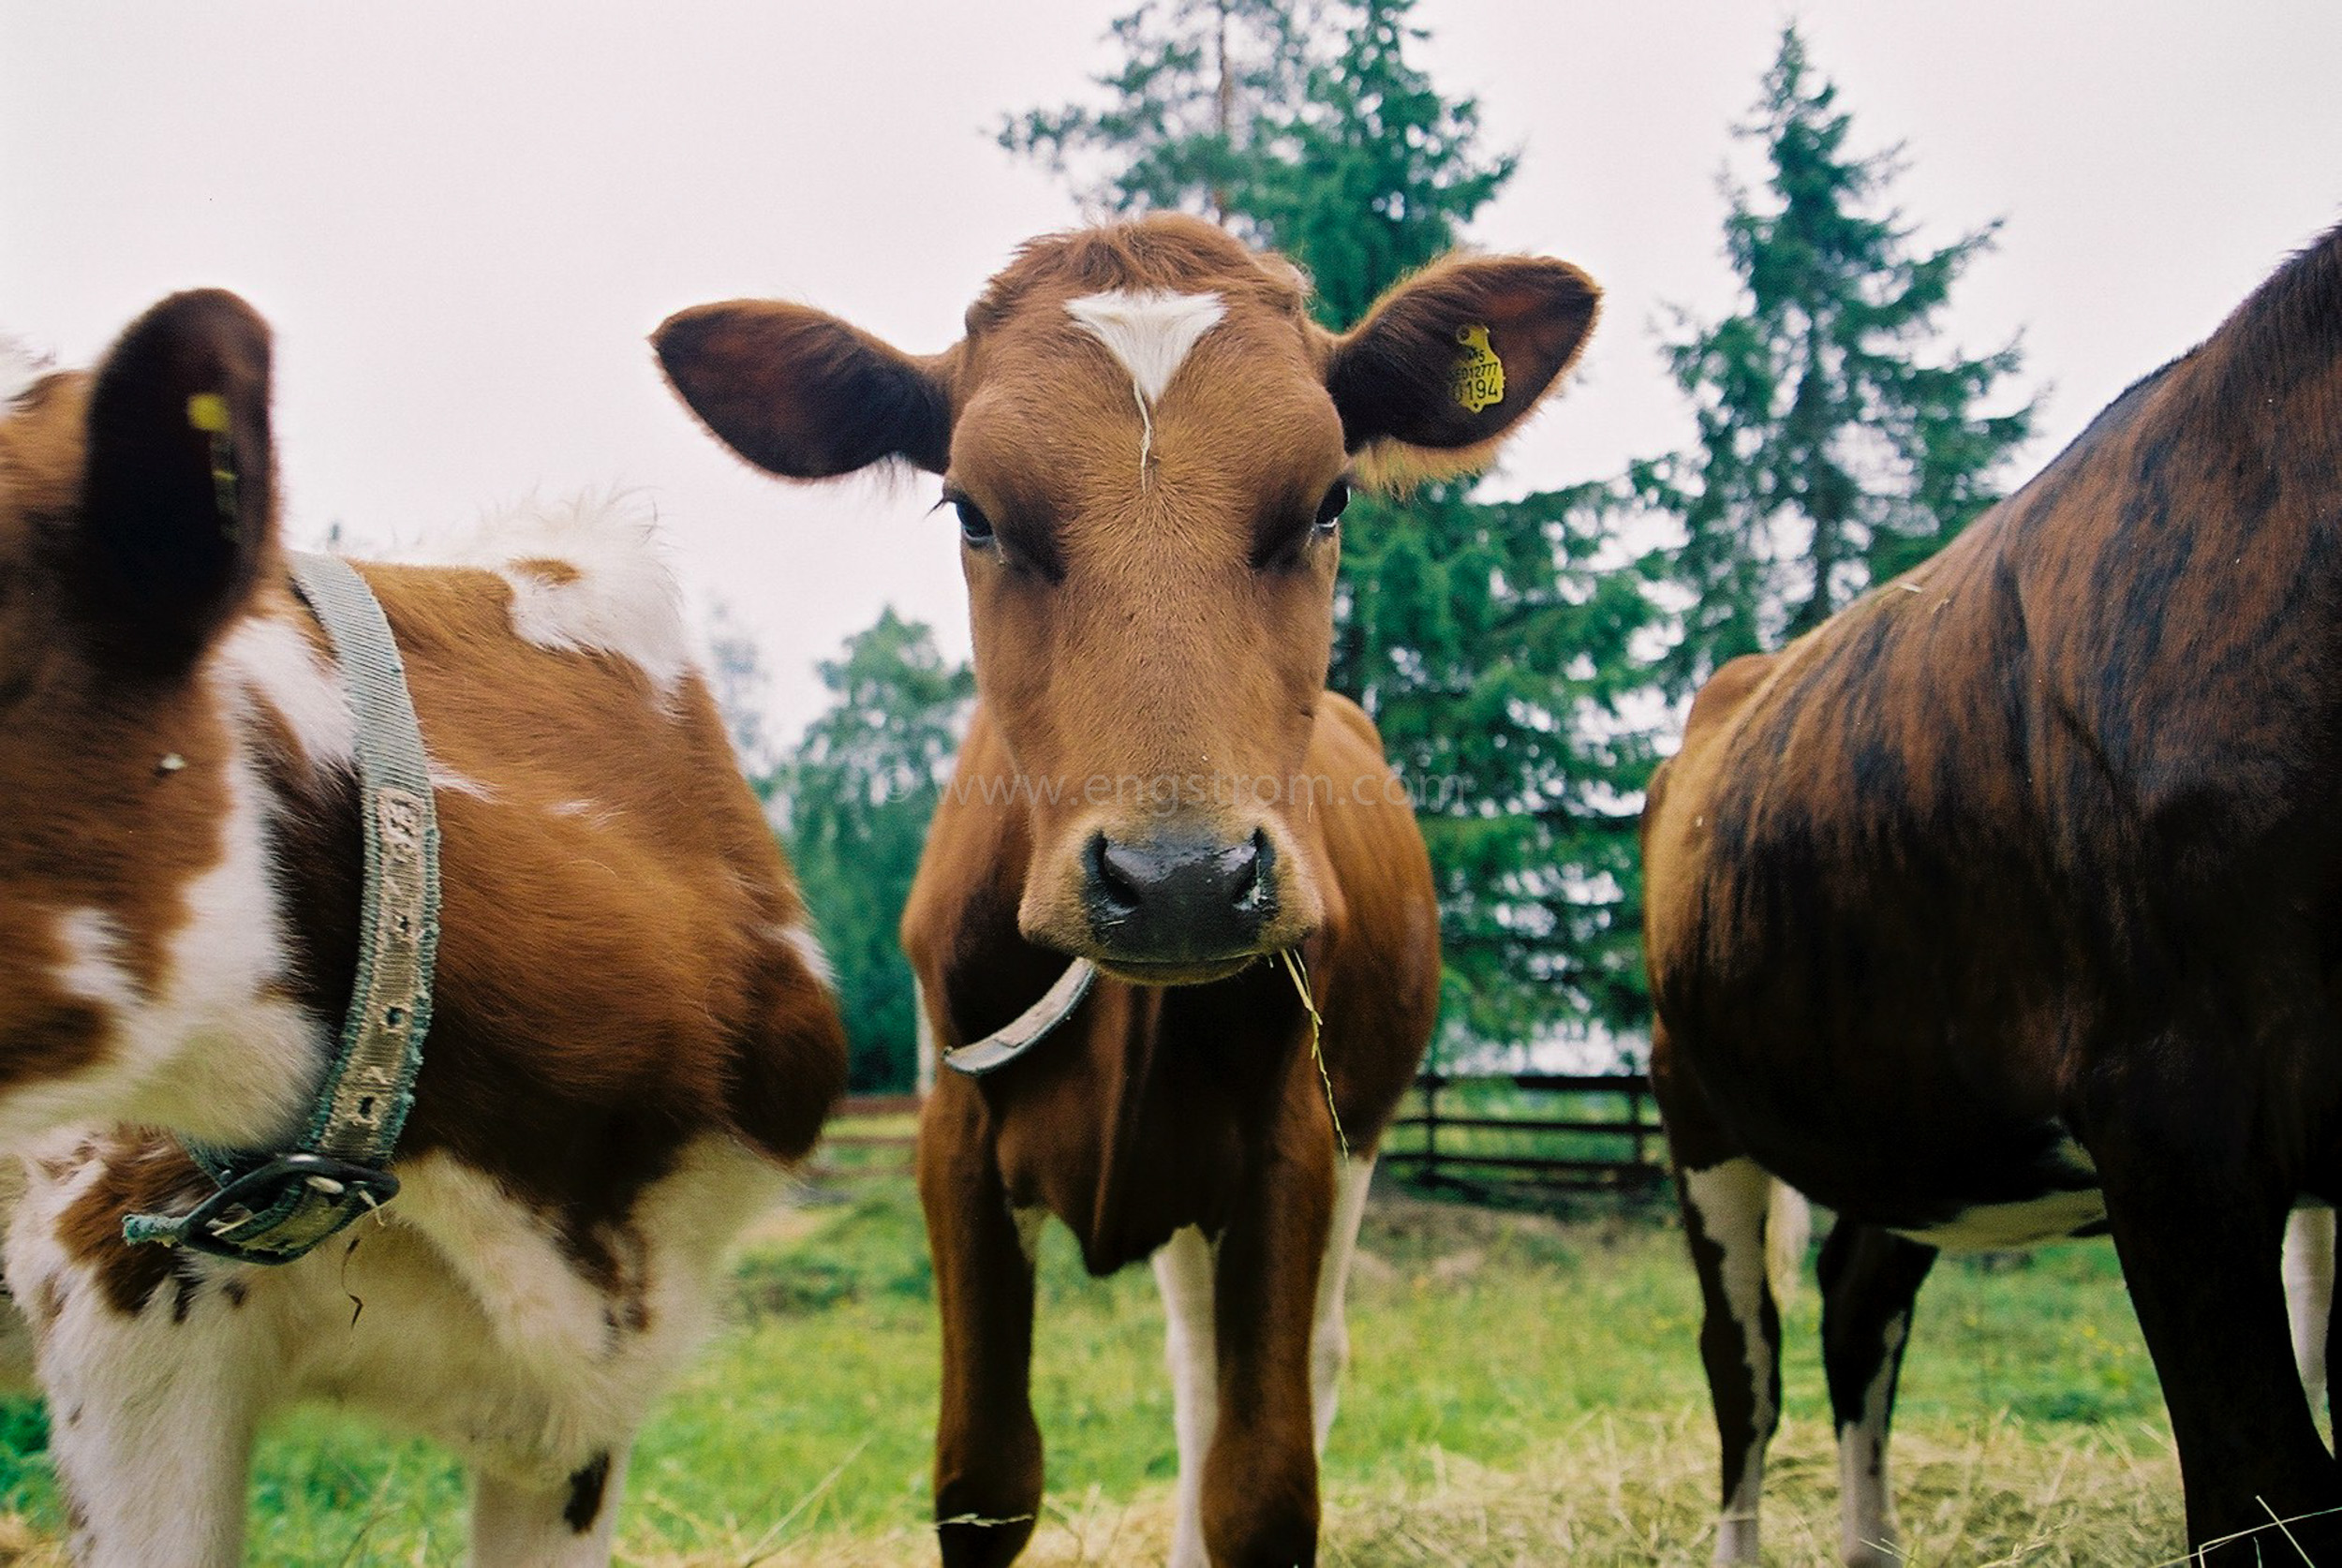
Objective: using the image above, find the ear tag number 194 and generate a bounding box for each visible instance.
[1451,324,1505,414]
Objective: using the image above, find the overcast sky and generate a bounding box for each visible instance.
[7,3,2339,739]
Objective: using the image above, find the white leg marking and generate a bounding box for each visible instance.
[2287,1204,2335,1425]
[468,1446,631,1568]
[1682,1160,1779,1567]
[1153,1225,1219,1568]
[1836,1310,1907,1568]
[1311,1155,1375,1456]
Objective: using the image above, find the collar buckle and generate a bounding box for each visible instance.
[130,1153,403,1263]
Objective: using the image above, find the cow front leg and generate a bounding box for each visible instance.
[1201,1127,1335,1567]
[2285,1204,2335,1441]
[1309,1155,1375,1455]
[919,1119,1043,1568]
[30,1276,259,1567]
[468,1446,631,1567]
[1153,1224,1219,1568]
[1678,1158,1787,1566]
[1816,1219,1935,1568]
[2089,1064,2342,1562]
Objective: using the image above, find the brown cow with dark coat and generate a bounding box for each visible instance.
[1644,221,2342,1565]
[658,215,1600,1568]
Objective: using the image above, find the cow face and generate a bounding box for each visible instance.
[0,292,312,1146]
[659,216,1596,983]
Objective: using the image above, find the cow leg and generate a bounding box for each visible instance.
[1153,1225,1220,1568]
[1678,1158,1786,1566]
[2286,1204,2335,1442]
[1200,1128,1335,1567]
[919,1117,1044,1568]
[468,1446,631,1568]
[1816,1220,1935,1568]
[1310,1154,1376,1455]
[32,1291,259,1567]
[2089,1063,2342,1562]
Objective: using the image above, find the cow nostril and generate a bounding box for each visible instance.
[1089,834,1143,914]
[1232,829,1271,910]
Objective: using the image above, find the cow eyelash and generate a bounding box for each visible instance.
[937,489,997,548]
[1312,480,1351,538]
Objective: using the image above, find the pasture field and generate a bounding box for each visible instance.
[0,1167,2195,1565]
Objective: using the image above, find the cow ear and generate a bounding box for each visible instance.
[654,301,955,479]
[1325,256,1600,489]
[73,288,277,670]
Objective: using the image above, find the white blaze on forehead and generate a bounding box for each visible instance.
[1064,290,1227,407]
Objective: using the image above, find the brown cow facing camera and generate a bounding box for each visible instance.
[0,291,846,1566]
[659,215,1599,1568]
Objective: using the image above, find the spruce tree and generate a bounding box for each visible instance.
[775,612,974,1092]
[1635,24,2036,697]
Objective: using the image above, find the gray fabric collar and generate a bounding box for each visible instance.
[942,959,1097,1077]
[124,552,439,1264]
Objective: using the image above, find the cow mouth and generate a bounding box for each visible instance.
[1091,954,1262,987]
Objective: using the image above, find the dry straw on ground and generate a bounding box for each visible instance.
[628,1408,2191,1567]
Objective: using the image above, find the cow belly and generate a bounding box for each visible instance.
[1886,1185,2109,1251]
[1728,1099,2100,1247]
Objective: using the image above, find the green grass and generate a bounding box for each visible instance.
[0,1178,2188,1564]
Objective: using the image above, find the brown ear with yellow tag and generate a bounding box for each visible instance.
[72,288,278,672]
[1325,253,1598,489]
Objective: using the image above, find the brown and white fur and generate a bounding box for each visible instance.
[656,216,1600,1567]
[0,291,847,1566]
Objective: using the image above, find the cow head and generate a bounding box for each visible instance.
[0,291,310,1146]
[659,216,1596,983]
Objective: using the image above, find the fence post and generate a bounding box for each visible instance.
[1630,1078,1650,1174]
[1422,1072,1442,1192]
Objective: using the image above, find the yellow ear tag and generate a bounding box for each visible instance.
[185,392,241,535]
[186,392,231,433]
[1451,324,1505,414]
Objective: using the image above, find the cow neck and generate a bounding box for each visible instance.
[1092,979,1167,1255]
[941,958,1097,1076]
[123,551,438,1265]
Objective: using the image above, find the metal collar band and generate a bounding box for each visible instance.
[125,552,440,1264]
[943,959,1097,1077]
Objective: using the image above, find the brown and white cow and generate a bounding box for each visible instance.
[657,215,1599,1567]
[0,291,846,1565]
[1643,220,2342,1565]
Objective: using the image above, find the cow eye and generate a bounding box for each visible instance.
[1312,480,1350,538]
[949,495,996,548]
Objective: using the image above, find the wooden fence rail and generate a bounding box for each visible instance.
[1381,1071,1669,1201]
[823,1076,1671,1202]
